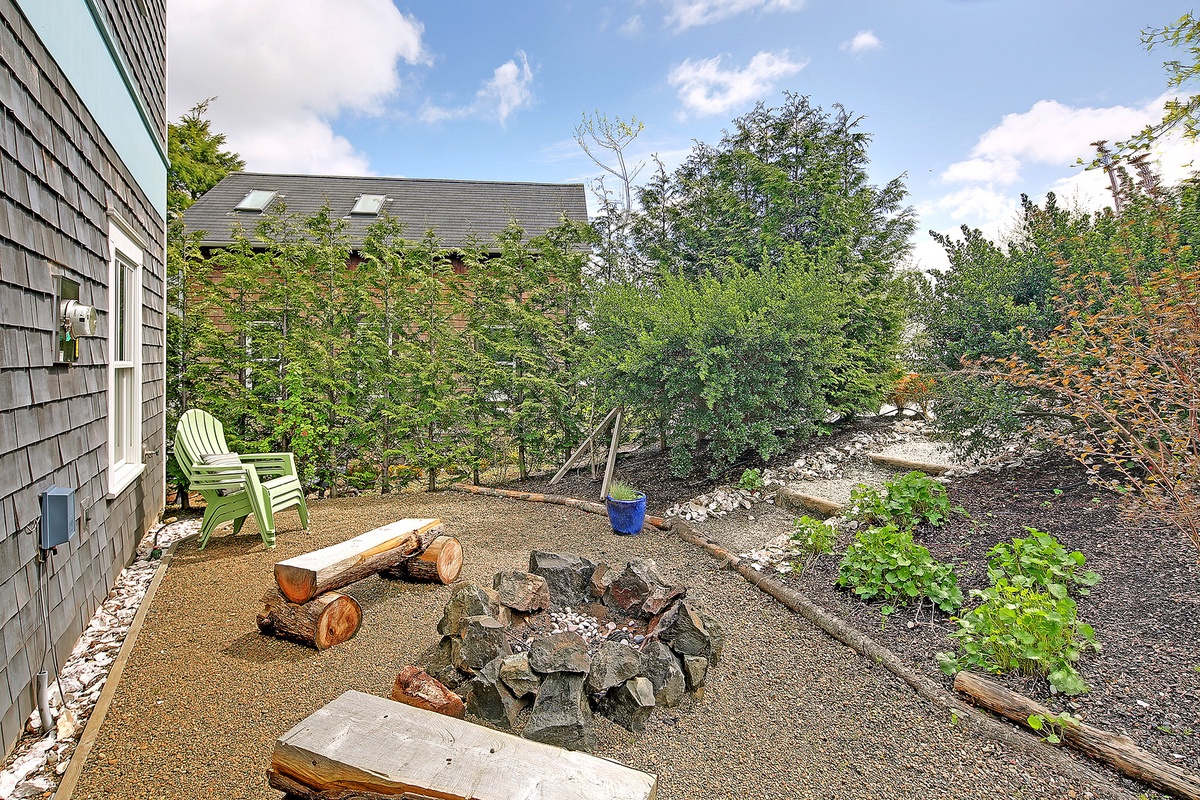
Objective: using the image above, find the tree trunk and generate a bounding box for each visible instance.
[274,519,442,603]
[955,671,1200,800]
[383,535,462,584]
[257,588,361,650]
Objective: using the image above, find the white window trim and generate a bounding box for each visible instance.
[107,219,145,498]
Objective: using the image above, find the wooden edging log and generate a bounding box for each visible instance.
[955,671,1200,800]
[866,452,954,476]
[448,483,670,531]
[257,587,362,650]
[382,535,463,584]
[274,518,442,603]
[667,518,1141,798]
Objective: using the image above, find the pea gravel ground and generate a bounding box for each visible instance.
[71,490,1135,800]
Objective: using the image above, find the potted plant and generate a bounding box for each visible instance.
[605,480,647,535]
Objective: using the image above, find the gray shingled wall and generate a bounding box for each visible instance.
[0,0,165,756]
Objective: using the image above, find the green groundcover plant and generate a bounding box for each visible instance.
[837,524,963,614]
[848,470,951,530]
[987,529,1100,598]
[937,579,1099,696]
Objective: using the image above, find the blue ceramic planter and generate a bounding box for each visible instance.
[605,493,647,535]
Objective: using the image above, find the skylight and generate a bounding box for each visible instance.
[350,194,387,215]
[234,190,277,212]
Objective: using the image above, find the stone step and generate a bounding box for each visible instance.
[866,452,954,476]
[774,488,845,518]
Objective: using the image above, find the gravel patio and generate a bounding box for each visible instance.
[69,489,1137,800]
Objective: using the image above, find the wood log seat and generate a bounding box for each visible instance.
[269,691,658,800]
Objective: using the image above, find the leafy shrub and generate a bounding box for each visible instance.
[737,468,765,492]
[345,457,380,491]
[848,471,950,529]
[987,528,1100,598]
[790,515,837,555]
[937,579,1099,696]
[837,524,963,613]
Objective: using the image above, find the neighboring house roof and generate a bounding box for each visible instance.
[183,172,589,250]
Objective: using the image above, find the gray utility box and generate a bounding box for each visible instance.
[40,487,76,550]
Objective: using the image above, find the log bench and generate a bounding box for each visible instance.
[269,690,659,800]
[259,519,463,649]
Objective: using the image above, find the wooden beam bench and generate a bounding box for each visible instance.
[259,519,463,650]
[274,518,445,604]
[269,691,659,800]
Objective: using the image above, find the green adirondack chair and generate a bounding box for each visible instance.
[173,409,309,549]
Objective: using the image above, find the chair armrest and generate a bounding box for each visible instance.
[188,463,252,493]
[239,452,298,479]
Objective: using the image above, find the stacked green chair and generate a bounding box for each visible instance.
[173,409,309,549]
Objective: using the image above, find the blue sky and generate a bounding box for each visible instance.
[168,0,1200,269]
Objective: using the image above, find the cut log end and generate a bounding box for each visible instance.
[258,588,362,650]
[385,535,463,584]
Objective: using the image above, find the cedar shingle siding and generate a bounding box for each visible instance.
[0,0,166,756]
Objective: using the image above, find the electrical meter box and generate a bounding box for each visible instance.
[40,486,76,550]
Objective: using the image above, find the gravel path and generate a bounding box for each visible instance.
[70,490,1130,800]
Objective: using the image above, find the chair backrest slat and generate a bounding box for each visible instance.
[175,409,233,484]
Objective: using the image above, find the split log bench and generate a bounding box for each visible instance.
[268,690,659,800]
[258,519,464,650]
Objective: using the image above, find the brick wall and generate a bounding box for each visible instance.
[0,0,165,755]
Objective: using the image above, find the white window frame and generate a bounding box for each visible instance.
[107,217,145,498]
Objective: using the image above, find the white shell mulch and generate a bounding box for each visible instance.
[0,518,199,800]
[663,419,927,526]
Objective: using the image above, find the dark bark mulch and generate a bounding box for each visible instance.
[780,453,1200,786]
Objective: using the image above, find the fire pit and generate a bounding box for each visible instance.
[422,551,723,751]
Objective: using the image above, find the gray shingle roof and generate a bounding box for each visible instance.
[182,172,589,250]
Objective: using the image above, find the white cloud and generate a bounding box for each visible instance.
[840,30,881,55]
[168,0,426,175]
[420,52,535,127]
[664,0,803,30]
[619,15,644,36]
[669,51,807,117]
[941,94,1189,185]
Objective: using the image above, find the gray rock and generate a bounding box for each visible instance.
[680,653,708,690]
[492,571,551,612]
[522,672,594,751]
[528,631,591,674]
[599,676,656,732]
[651,601,713,658]
[528,551,596,607]
[464,657,529,729]
[585,640,642,694]
[640,641,686,708]
[696,607,724,664]
[499,652,541,698]
[454,615,511,674]
[604,559,685,620]
[437,582,501,636]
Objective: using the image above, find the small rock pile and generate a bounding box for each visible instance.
[0,518,198,800]
[422,552,722,751]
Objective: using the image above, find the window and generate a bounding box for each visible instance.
[107,218,144,497]
[350,194,386,215]
[234,190,277,212]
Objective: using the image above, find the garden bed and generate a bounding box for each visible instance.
[772,453,1200,787]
